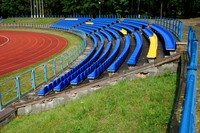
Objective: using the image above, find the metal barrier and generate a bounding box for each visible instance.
[68,14,93,18]
[154,16,183,42]
[180,26,198,133]
[124,15,183,42]
[125,15,152,23]
[0,24,86,110]
[7,15,64,18]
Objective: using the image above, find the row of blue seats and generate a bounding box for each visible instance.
[37,39,98,95]
[120,21,143,29]
[88,39,121,79]
[127,31,143,65]
[37,48,96,95]
[95,32,105,45]
[76,27,94,34]
[124,19,149,27]
[50,44,104,91]
[79,24,102,29]
[51,18,90,29]
[38,24,119,94]
[110,25,122,32]
[92,18,119,23]
[105,28,120,39]
[114,23,135,33]
[100,30,113,42]
[142,27,154,37]
[78,25,99,31]
[72,41,113,84]
[150,23,176,50]
[107,34,131,72]
[90,34,98,47]
[70,44,104,85]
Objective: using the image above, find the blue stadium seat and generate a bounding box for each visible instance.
[127,31,143,65]
[70,44,104,85]
[50,18,90,29]
[107,34,131,72]
[90,34,98,47]
[142,28,154,37]
[123,19,149,26]
[114,23,135,33]
[105,28,120,39]
[120,21,143,29]
[95,32,105,45]
[100,30,113,42]
[88,39,120,79]
[150,24,176,50]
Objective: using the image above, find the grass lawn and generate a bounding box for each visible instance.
[1,18,61,25]
[0,72,177,133]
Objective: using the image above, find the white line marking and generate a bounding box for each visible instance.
[0,35,9,47]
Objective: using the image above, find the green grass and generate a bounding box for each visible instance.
[2,18,61,24]
[0,72,177,133]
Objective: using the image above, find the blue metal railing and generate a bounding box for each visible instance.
[7,15,64,18]
[0,24,86,110]
[180,26,198,133]
[124,15,183,42]
[154,16,183,42]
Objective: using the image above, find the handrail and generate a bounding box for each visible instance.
[180,27,198,133]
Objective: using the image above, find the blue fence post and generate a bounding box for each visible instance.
[180,75,195,133]
[176,20,179,37]
[31,69,36,90]
[0,94,3,110]
[188,26,192,57]
[179,21,183,42]
[172,19,175,35]
[160,17,162,26]
[73,48,76,61]
[66,52,69,66]
[60,55,64,71]
[165,18,168,29]
[53,59,56,76]
[16,76,21,99]
[43,64,48,82]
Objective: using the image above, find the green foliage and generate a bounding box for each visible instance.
[1,72,177,132]
[0,0,200,18]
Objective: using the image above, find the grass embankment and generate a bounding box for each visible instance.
[1,72,177,133]
[2,18,61,24]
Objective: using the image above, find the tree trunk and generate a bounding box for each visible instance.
[137,0,140,14]
[160,0,163,17]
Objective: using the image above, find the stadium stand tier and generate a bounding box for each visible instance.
[38,17,178,95]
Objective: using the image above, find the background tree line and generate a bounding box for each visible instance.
[0,0,199,18]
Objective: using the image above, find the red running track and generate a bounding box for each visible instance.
[0,30,68,76]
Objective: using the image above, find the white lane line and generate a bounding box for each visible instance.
[0,35,9,47]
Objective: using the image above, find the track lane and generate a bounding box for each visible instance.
[0,30,68,76]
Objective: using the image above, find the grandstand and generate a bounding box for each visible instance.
[39,17,177,96]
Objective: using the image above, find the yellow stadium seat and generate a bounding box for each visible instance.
[120,28,127,35]
[147,34,158,58]
[85,22,94,24]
